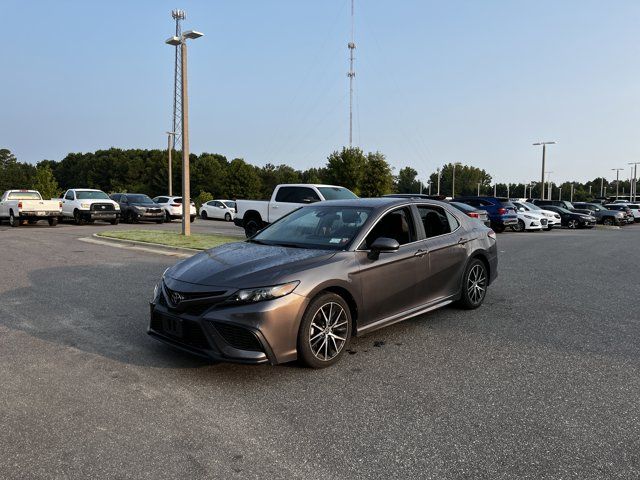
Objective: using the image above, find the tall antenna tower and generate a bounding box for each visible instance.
[347,0,356,147]
[171,9,186,152]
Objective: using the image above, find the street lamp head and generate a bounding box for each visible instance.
[533,141,557,146]
[183,30,204,40]
[165,36,181,46]
[172,9,186,20]
[166,131,176,136]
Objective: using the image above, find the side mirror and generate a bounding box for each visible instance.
[368,237,400,260]
[518,207,525,212]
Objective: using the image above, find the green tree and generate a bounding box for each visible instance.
[225,158,263,199]
[258,163,301,198]
[0,148,36,191]
[396,167,421,193]
[32,163,60,199]
[431,163,492,197]
[324,147,366,194]
[360,151,394,197]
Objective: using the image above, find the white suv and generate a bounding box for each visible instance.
[512,200,560,230]
[152,195,196,223]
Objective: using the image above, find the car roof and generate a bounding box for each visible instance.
[320,197,452,210]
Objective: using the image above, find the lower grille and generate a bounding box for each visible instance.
[213,323,264,352]
[151,313,210,350]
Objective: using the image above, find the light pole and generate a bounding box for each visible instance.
[570,182,574,202]
[166,29,204,236]
[436,168,441,195]
[629,162,640,202]
[533,141,556,200]
[600,177,604,198]
[166,131,175,196]
[427,179,432,195]
[545,171,553,200]
[477,182,481,196]
[451,162,461,198]
[611,168,623,200]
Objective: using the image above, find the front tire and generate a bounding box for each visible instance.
[74,210,85,225]
[297,293,352,369]
[110,217,120,225]
[513,219,525,232]
[165,211,172,222]
[567,219,578,229]
[224,213,232,222]
[603,217,613,226]
[48,217,58,227]
[458,258,488,310]
[190,215,195,223]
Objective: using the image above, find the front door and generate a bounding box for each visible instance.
[355,206,424,325]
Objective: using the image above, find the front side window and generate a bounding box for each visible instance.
[253,206,371,250]
[275,187,321,203]
[362,207,416,249]
[65,191,74,200]
[417,206,454,238]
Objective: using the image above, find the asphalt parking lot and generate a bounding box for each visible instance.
[1,222,639,479]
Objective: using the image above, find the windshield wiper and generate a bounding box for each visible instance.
[271,242,305,249]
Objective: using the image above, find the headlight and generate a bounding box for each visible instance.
[114,204,120,210]
[80,203,90,209]
[226,281,300,305]
[152,283,160,301]
[135,206,146,213]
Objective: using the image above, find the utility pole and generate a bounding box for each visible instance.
[570,183,574,202]
[533,141,556,200]
[427,180,432,195]
[559,187,562,201]
[347,0,356,147]
[166,131,175,196]
[600,177,604,197]
[612,168,623,200]
[545,171,553,200]
[506,184,510,199]
[166,22,204,236]
[493,184,497,197]
[477,182,481,196]
[437,168,441,195]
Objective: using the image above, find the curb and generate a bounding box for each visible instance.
[91,233,202,255]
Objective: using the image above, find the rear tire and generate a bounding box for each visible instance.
[74,210,85,225]
[297,293,352,369]
[567,219,578,229]
[201,211,208,220]
[603,217,613,226]
[190,215,195,223]
[165,211,171,222]
[48,217,58,227]
[458,258,488,310]
[244,218,261,238]
[9,212,19,228]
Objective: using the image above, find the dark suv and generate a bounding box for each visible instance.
[110,193,165,224]
[573,202,625,226]
[453,196,518,232]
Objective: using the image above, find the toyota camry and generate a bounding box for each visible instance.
[149,197,498,368]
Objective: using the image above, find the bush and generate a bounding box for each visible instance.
[194,191,213,209]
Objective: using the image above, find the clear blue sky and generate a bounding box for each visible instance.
[2,0,639,185]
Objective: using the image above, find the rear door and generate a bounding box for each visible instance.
[269,187,320,222]
[415,205,468,304]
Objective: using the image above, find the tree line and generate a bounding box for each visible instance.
[0,147,630,205]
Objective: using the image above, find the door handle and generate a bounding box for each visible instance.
[271,205,278,209]
[414,249,428,257]
[458,237,469,245]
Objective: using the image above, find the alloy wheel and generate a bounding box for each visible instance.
[467,264,487,306]
[308,302,348,362]
[568,219,578,229]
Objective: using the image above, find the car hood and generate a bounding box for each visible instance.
[130,203,158,208]
[167,241,336,287]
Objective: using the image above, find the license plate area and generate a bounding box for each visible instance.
[162,315,183,338]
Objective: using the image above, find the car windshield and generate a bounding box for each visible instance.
[126,194,154,204]
[524,202,541,210]
[555,207,571,214]
[317,187,358,200]
[7,191,42,200]
[223,201,236,209]
[76,190,109,200]
[252,205,371,250]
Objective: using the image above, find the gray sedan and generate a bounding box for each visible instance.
[149,198,498,368]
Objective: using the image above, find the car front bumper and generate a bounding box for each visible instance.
[78,210,119,220]
[148,291,309,365]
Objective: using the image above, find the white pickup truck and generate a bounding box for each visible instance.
[0,190,62,227]
[234,184,357,237]
[60,188,120,225]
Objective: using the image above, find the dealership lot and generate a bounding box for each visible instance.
[1,224,639,479]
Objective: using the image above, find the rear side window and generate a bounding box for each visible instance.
[628,204,639,209]
[275,187,321,203]
[155,197,168,204]
[417,206,456,238]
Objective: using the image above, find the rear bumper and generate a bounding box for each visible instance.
[18,211,61,218]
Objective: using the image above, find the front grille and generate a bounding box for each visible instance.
[146,208,162,214]
[91,203,115,211]
[213,323,264,352]
[540,218,548,225]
